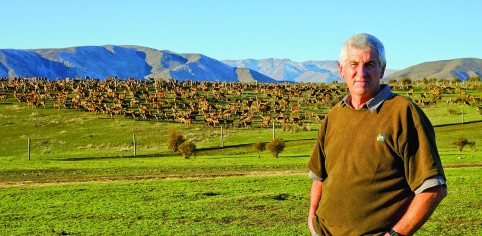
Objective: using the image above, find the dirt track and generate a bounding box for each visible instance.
[0,170,306,188]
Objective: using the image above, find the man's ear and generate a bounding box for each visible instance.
[380,66,386,79]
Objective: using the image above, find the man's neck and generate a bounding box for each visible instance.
[349,95,370,110]
[349,87,382,110]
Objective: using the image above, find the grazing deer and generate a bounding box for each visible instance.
[260,115,271,128]
[27,99,37,108]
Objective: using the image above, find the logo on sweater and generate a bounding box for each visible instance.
[376,133,386,142]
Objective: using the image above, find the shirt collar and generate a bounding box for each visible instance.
[341,84,395,113]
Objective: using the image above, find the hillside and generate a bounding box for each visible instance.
[386,58,482,81]
[0,46,277,83]
[222,58,341,83]
[1,45,480,83]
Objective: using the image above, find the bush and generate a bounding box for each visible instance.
[282,123,302,132]
[469,76,480,82]
[451,78,462,83]
[167,130,186,152]
[252,141,266,158]
[266,137,285,158]
[178,140,196,159]
[447,109,458,115]
[387,79,398,85]
[302,124,312,132]
[453,137,476,152]
[401,78,412,85]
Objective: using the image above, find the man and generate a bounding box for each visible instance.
[307,33,447,236]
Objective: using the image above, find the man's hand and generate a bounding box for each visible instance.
[391,185,447,235]
[308,180,323,235]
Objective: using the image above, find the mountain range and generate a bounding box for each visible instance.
[222,59,340,83]
[0,45,480,83]
[385,58,482,81]
[0,46,277,83]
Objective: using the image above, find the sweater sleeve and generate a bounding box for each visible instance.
[307,116,329,181]
[401,103,446,192]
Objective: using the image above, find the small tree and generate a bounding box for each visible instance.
[401,78,412,85]
[447,109,458,115]
[421,77,429,84]
[266,137,285,158]
[167,130,185,152]
[387,79,398,85]
[453,137,475,152]
[178,140,196,159]
[469,76,480,82]
[252,141,266,158]
[451,78,462,83]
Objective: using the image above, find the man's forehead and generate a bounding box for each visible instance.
[347,47,379,62]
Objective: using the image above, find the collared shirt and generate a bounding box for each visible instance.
[341,84,395,112]
[309,84,446,194]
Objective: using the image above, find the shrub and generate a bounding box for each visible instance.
[266,137,285,158]
[469,76,480,82]
[447,109,458,115]
[178,140,196,159]
[302,124,312,131]
[451,78,462,83]
[387,79,398,85]
[283,123,302,132]
[453,137,476,152]
[401,78,412,85]
[167,130,185,152]
[252,141,266,158]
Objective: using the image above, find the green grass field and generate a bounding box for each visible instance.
[0,84,481,235]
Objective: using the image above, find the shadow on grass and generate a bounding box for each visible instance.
[57,138,316,161]
[58,152,179,161]
[434,120,482,128]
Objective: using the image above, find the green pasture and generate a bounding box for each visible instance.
[0,167,480,235]
[0,84,481,235]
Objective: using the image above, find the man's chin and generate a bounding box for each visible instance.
[351,88,369,95]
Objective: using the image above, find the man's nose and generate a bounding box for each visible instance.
[357,65,368,78]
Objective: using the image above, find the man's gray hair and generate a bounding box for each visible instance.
[339,33,386,68]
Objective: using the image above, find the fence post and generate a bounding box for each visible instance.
[28,138,31,160]
[133,134,136,156]
[272,122,275,139]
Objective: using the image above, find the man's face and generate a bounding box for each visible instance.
[338,46,385,100]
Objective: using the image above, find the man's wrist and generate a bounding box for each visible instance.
[389,228,405,236]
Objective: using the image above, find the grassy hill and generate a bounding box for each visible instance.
[386,58,482,81]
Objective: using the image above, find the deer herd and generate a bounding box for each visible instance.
[0,76,480,128]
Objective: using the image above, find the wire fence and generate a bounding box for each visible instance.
[21,123,291,160]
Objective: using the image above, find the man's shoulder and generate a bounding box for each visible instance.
[386,94,418,108]
[383,94,431,123]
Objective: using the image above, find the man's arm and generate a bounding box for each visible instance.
[308,180,323,235]
[387,185,447,236]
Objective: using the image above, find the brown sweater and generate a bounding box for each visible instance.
[308,94,445,236]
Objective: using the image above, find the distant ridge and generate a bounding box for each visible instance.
[385,58,482,81]
[222,58,341,83]
[0,45,277,83]
[0,45,479,83]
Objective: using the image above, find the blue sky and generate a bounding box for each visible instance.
[3,0,481,70]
